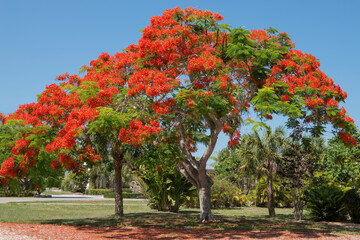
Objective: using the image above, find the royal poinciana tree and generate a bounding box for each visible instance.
[0,7,357,221]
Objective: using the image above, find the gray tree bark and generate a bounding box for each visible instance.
[198,170,214,222]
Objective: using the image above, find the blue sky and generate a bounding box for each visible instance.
[1,0,359,159]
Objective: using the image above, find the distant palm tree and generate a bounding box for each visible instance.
[238,126,286,217]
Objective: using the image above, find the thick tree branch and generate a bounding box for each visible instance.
[199,123,222,168]
[177,160,199,189]
[171,107,198,121]
[178,119,199,168]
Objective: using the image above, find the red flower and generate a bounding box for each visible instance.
[0,113,5,124]
[281,95,290,102]
[241,102,250,109]
[0,157,17,178]
[156,165,162,171]
[265,114,273,120]
[223,124,231,133]
[187,98,195,108]
[344,116,354,123]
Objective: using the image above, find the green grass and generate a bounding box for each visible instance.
[0,200,359,235]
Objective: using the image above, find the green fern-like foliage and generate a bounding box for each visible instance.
[305,185,347,221]
[344,189,360,223]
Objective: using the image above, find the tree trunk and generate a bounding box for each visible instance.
[113,150,124,218]
[177,161,214,221]
[293,187,303,220]
[267,171,276,217]
[21,177,33,191]
[198,170,214,222]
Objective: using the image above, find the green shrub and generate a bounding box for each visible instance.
[183,178,255,209]
[210,176,254,208]
[85,189,113,195]
[211,177,236,208]
[0,179,34,197]
[254,176,292,208]
[61,173,88,193]
[183,193,199,208]
[85,188,143,198]
[103,191,143,199]
[305,184,347,221]
[103,191,115,198]
[132,165,195,212]
[344,189,360,223]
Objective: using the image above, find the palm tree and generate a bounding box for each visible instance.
[238,126,286,217]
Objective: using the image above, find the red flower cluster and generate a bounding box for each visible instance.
[188,51,222,73]
[156,165,162,171]
[223,124,231,133]
[79,146,101,163]
[50,160,59,171]
[265,48,355,139]
[58,153,78,170]
[249,29,269,42]
[152,98,175,114]
[11,138,31,155]
[281,95,290,102]
[127,69,179,97]
[338,131,357,146]
[186,137,198,152]
[241,102,250,109]
[228,131,240,147]
[0,157,17,178]
[264,114,272,120]
[118,119,161,147]
[0,113,5,124]
[187,98,195,108]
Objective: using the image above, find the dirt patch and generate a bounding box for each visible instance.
[1,222,360,239]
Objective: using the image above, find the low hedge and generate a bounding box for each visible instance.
[103,191,143,199]
[85,188,143,198]
[85,189,112,195]
[0,192,34,197]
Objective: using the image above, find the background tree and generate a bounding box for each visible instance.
[0,53,161,218]
[130,140,196,212]
[0,124,64,194]
[238,126,285,217]
[321,133,360,189]
[211,148,249,190]
[280,137,324,220]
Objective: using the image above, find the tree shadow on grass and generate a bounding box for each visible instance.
[41,211,360,239]
[42,211,200,228]
[213,215,360,236]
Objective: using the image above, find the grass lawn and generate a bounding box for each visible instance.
[0,199,359,235]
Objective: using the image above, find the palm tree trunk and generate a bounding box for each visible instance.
[267,168,276,217]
